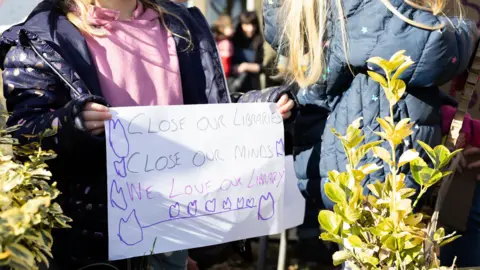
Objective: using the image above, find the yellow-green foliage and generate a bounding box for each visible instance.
[318,51,460,269]
[0,120,71,270]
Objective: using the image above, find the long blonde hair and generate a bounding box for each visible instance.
[279,0,463,88]
[62,0,192,47]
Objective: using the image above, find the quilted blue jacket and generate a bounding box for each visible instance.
[263,0,478,209]
[0,0,292,268]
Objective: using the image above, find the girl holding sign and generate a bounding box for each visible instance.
[0,0,295,269]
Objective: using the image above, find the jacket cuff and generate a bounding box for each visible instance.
[58,95,109,155]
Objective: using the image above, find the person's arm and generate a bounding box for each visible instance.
[441,105,480,148]
[459,146,480,181]
[2,45,108,157]
[470,119,480,148]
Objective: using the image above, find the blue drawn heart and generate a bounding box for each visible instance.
[276,138,285,157]
[246,198,255,208]
[108,119,130,158]
[110,179,128,211]
[237,197,245,209]
[222,198,232,210]
[187,200,198,216]
[117,209,143,246]
[258,192,275,220]
[113,158,127,178]
[205,199,216,212]
[169,202,181,218]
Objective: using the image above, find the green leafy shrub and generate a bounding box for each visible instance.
[318,51,460,269]
[0,119,71,270]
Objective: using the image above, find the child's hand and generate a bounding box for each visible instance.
[276,94,295,120]
[81,102,112,135]
[459,146,480,181]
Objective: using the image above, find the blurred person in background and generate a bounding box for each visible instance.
[230,11,264,93]
[212,15,235,77]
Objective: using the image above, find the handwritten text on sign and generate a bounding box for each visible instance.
[106,104,285,260]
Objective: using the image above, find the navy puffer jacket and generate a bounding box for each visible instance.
[263,0,478,209]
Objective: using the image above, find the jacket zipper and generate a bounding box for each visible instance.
[18,30,83,98]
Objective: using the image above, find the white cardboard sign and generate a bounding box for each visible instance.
[106,103,294,260]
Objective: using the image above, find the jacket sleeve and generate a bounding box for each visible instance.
[470,118,480,148]
[409,18,479,86]
[232,83,298,104]
[2,45,106,157]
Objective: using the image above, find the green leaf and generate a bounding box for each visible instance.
[0,250,10,261]
[411,158,428,186]
[389,50,407,63]
[332,250,351,266]
[318,210,342,234]
[335,204,361,224]
[396,199,412,212]
[377,118,394,135]
[417,140,436,166]
[351,141,383,166]
[23,230,44,246]
[8,257,32,270]
[347,235,365,248]
[373,146,392,165]
[383,235,398,251]
[40,229,53,248]
[439,149,463,169]
[401,246,422,265]
[362,254,380,266]
[388,79,406,106]
[7,243,35,266]
[367,71,387,87]
[328,170,340,183]
[324,183,346,204]
[434,228,446,242]
[358,163,382,175]
[351,170,366,184]
[433,145,451,168]
[349,187,363,208]
[439,235,461,247]
[398,149,419,167]
[423,169,443,188]
[392,56,414,81]
[36,250,50,268]
[378,219,395,233]
[367,56,391,74]
[320,232,343,244]
[337,172,350,188]
[369,227,383,237]
[345,119,365,149]
[367,180,384,197]
[399,188,416,198]
[405,213,423,226]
